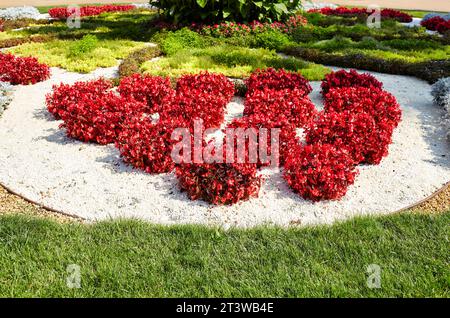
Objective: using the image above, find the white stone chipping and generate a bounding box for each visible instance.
[0,66,449,227]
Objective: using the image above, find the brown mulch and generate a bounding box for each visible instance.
[0,183,448,223]
[0,185,80,223]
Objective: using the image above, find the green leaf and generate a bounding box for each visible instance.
[196,0,208,8]
[274,3,289,14]
[223,9,231,18]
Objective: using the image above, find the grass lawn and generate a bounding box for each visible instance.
[0,210,448,297]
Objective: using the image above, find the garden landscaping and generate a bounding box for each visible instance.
[0,1,449,299]
[0,3,448,227]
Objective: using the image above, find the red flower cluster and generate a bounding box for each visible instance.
[176,72,235,101]
[421,17,450,34]
[244,88,317,127]
[61,92,146,145]
[176,159,262,205]
[309,7,412,23]
[246,68,312,96]
[161,72,234,129]
[321,69,383,95]
[284,143,358,201]
[226,116,297,167]
[118,74,173,113]
[191,14,307,36]
[305,111,391,164]
[0,53,50,85]
[48,5,135,19]
[324,86,401,130]
[46,78,112,119]
[116,114,187,174]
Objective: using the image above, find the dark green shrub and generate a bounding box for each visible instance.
[283,45,450,83]
[153,0,301,23]
[381,39,441,50]
[118,45,162,78]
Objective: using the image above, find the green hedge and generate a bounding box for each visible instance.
[152,0,301,23]
[283,46,450,83]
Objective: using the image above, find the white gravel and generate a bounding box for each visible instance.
[0,66,449,227]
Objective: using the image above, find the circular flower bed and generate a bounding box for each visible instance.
[45,68,402,205]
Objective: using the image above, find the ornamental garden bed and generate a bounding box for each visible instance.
[0,3,449,227]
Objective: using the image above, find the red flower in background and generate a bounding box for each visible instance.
[321,69,383,95]
[48,5,135,19]
[245,68,312,96]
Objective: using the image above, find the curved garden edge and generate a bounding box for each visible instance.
[1,180,448,224]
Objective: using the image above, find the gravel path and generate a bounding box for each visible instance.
[0,66,449,227]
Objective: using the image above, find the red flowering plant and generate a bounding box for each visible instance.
[421,17,450,34]
[116,114,188,174]
[283,143,358,201]
[324,86,402,131]
[309,7,412,23]
[46,78,112,119]
[321,69,383,96]
[244,87,317,127]
[160,89,228,129]
[61,92,146,144]
[192,14,307,37]
[226,115,297,167]
[0,53,50,85]
[48,5,135,19]
[118,74,174,113]
[305,111,392,164]
[176,72,235,102]
[246,68,312,96]
[380,9,413,23]
[175,146,262,205]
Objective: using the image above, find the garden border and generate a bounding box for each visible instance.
[0,181,86,221]
[1,180,448,223]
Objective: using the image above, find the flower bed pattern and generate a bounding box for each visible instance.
[46,68,401,205]
[308,7,412,23]
[48,5,135,19]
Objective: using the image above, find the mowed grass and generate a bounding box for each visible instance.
[0,211,448,297]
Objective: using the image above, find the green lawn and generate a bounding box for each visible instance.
[0,211,448,297]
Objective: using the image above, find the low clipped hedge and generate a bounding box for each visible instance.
[283,46,450,83]
[118,45,163,79]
